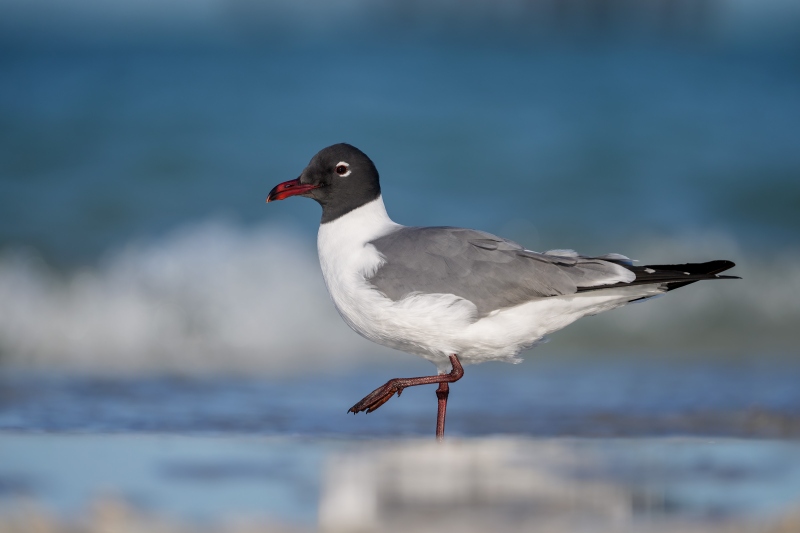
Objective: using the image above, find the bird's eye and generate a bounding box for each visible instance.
[335,162,351,177]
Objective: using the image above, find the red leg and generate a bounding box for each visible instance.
[436,382,449,441]
[349,355,464,439]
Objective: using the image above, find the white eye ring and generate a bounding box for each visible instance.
[334,161,351,177]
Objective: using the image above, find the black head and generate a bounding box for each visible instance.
[267,143,381,224]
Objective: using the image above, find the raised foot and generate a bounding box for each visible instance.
[347,355,464,415]
[348,379,405,414]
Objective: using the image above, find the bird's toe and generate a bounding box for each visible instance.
[348,380,402,414]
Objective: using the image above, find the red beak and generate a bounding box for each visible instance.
[266,178,321,203]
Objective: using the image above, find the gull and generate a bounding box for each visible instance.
[267,143,738,439]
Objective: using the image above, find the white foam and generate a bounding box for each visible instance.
[0,223,797,374]
[0,218,391,375]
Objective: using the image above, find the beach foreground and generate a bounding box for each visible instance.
[1,434,800,533]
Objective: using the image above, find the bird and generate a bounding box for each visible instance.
[266,143,738,440]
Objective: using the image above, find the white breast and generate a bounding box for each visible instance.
[317,197,480,370]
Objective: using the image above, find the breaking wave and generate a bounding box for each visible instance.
[0,220,797,375]
[0,219,393,375]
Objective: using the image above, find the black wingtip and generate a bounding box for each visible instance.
[577,259,739,294]
[645,259,737,277]
[711,260,736,274]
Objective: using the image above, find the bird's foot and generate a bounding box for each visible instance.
[347,355,464,416]
[348,379,406,414]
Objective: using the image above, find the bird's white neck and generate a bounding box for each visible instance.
[316,195,402,336]
[318,195,401,248]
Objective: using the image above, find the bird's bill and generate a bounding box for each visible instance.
[266,178,321,203]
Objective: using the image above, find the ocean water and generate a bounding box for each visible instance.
[1,355,798,437]
[1,37,799,371]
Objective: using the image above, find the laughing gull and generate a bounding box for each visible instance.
[267,143,738,439]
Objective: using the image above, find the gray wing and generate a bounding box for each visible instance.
[367,226,635,316]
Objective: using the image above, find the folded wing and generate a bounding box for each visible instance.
[367,227,638,317]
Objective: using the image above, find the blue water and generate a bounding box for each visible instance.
[1,355,797,437]
[1,0,799,428]
[1,37,799,372]
[2,42,799,263]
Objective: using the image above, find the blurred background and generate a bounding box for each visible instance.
[1,0,800,531]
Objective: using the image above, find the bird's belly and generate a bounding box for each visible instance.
[325,271,475,359]
[322,276,545,369]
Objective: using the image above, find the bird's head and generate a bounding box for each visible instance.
[267,143,381,223]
